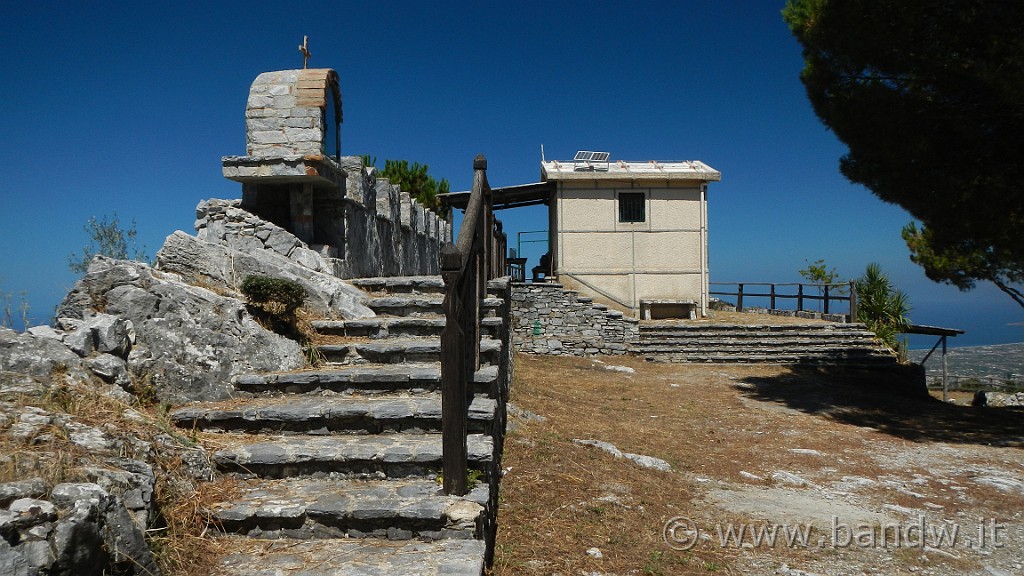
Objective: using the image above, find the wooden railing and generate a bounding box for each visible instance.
[439,154,505,496]
[710,282,859,321]
[925,374,1024,393]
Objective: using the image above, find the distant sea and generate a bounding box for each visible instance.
[904,298,1024,349]
[907,342,1024,380]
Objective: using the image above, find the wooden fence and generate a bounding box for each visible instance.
[709,281,858,320]
[439,155,506,496]
[925,374,1024,393]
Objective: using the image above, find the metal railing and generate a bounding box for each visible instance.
[439,155,505,495]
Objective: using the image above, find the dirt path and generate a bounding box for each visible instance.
[493,355,1024,575]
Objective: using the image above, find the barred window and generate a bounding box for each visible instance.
[618,192,646,223]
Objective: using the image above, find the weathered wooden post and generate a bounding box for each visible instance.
[736,283,744,312]
[439,154,494,496]
[941,335,949,402]
[440,242,468,496]
[769,284,776,311]
[848,280,858,322]
[797,284,804,312]
[823,284,831,315]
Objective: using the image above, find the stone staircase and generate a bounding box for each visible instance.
[170,275,511,575]
[636,322,899,365]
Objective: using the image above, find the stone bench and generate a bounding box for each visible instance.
[639,299,697,320]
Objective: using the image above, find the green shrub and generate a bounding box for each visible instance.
[855,263,910,354]
[240,276,306,317]
[240,276,307,340]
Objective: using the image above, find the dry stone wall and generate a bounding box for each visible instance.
[334,156,448,279]
[209,157,448,281]
[511,283,638,356]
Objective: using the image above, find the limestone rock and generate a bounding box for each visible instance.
[0,479,46,507]
[65,314,134,358]
[48,483,160,576]
[0,328,90,383]
[0,539,29,576]
[572,438,672,472]
[56,256,303,402]
[973,390,1024,407]
[85,354,132,390]
[156,230,373,319]
[25,325,63,342]
[8,498,57,526]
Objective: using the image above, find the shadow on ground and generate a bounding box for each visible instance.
[736,364,1024,447]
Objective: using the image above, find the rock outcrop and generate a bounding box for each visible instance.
[1,329,211,576]
[56,257,304,403]
[157,231,371,320]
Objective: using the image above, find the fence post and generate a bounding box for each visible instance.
[848,280,858,322]
[440,243,467,496]
[823,284,830,315]
[941,335,949,403]
[797,284,804,312]
[769,284,776,310]
[736,283,744,312]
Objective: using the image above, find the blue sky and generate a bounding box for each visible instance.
[1,1,1021,347]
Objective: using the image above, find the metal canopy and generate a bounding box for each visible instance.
[905,324,965,337]
[904,324,964,402]
[440,181,555,211]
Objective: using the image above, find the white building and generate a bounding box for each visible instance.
[541,156,721,318]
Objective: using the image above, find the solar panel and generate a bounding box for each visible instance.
[573,150,611,171]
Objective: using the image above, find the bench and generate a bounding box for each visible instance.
[639,299,697,320]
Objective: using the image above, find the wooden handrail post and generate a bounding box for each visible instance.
[440,242,467,496]
[439,153,506,497]
[736,283,744,312]
[769,284,776,311]
[823,284,831,314]
[848,280,858,322]
[797,284,804,312]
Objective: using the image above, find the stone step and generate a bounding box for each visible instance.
[217,536,485,576]
[171,393,496,435]
[638,325,872,334]
[640,323,871,333]
[351,276,446,295]
[213,433,493,479]
[316,337,503,366]
[636,342,881,354]
[367,296,504,318]
[207,477,488,541]
[643,352,898,364]
[630,336,880,350]
[312,316,503,339]
[233,364,500,397]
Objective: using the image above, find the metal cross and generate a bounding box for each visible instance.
[298,36,311,69]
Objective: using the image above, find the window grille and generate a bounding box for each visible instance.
[618,192,646,223]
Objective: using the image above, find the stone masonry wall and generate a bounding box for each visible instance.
[511,283,638,356]
[245,69,340,159]
[335,156,448,278]
[198,156,448,281]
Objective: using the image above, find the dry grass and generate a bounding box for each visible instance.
[492,355,748,574]
[150,475,241,574]
[0,373,232,575]
[492,354,1024,575]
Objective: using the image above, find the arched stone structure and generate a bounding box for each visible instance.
[222,69,346,250]
[244,69,343,160]
[219,67,448,279]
